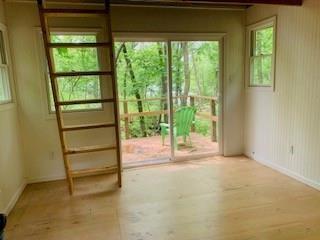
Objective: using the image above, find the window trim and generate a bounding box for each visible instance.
[0,23,14,106]
[37,28,105,114]
[246,16,277,91]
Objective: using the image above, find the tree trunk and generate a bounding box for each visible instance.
[191,50,201,96]
[157,43,168,123]
[174,44,183,105]
[182,42,190,106]
[122,43,147,137]
[115,43,125,65]
[123,68,128,100]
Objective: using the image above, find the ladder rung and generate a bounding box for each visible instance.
[58,98,115,105]
[65,145,117,155]
[71,166,117,178]
[41,8,106,17]
[48,42,111,48]
[53,71,113,77]
[62,123,116,131]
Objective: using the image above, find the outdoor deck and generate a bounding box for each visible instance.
[122,132,219,166]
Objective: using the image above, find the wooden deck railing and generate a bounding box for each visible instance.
[119,95,218,142]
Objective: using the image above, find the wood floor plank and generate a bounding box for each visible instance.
[5,156,320,240]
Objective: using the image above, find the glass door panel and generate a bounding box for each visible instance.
[115,41,171,167]
[171,41,220,158]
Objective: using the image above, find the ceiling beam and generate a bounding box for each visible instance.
[111,0,248,9]
[5,0,303,6]
[188,0,303,5]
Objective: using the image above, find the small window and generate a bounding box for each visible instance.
[47,33,102,112]
[0,28,12,104]
[248,17,276,88]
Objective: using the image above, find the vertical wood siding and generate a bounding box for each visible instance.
[245,0,320,189]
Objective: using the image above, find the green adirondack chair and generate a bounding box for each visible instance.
[160,106,196,149]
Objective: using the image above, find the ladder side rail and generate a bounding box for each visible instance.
[37,0,74,193]
[103,0,122,187]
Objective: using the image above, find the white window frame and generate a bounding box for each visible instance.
[246,16,277,90]
[0,23,13,106]
[37,28,105,114]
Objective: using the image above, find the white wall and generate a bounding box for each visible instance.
[244,0,320,189]
[0,1,25,214]
[5,2,245,183]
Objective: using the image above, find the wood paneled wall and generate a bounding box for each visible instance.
[245,0,320,189]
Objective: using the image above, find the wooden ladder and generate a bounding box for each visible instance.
[37,0,122,194]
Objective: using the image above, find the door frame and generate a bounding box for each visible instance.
[113,32,226,163]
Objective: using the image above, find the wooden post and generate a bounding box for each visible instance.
[123,101,130,139]
[210,99,217,142]
[190,96,195,132]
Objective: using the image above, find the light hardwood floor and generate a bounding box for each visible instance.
[6,156,320,240]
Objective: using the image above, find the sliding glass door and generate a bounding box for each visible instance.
[115,35,223,167]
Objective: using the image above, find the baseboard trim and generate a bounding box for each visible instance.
[4,181,27,215]
[27,175,66,184]
[251,156,320,191]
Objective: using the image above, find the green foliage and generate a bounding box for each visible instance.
[116,41,220,139]
[123,117,160,138]
[0,67,10,102]
[49,34,101,111]
[172,41,219,97]
[195,119,210,136]
[255,27,273,55]
[251,26,274,86]
[115,42,166,101]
